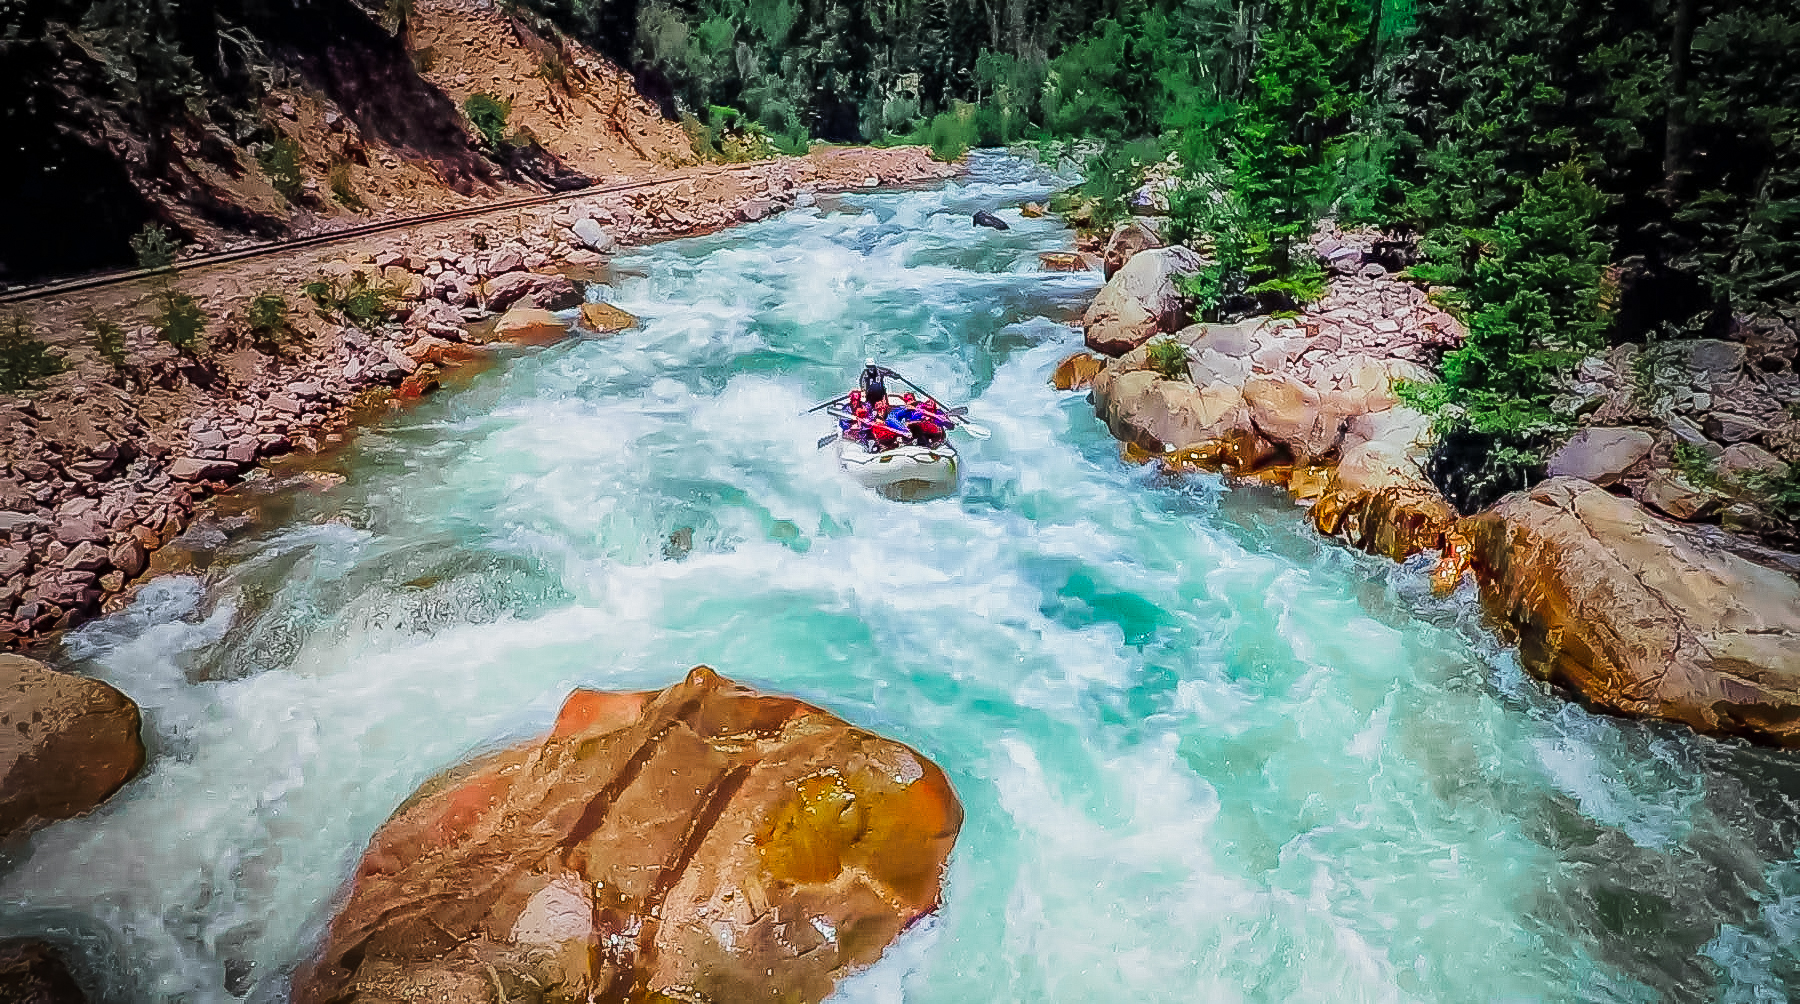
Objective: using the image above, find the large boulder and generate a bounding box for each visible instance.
[0,655,145,837]
[1101,221,1163,279]
[1051,352,1107,392]
[1461,477,1800,745]
[1083,246,1206,356]
[1310,440,1455,561]
[296,667,961,1004]
[1093,369,1253,455]
[484,272,582,312]
[1546,427,1655,486]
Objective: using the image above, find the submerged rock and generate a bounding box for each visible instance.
[297,666,961,1004]
[972,209,1009,230]
[578,302,639,334]
[1462,478,1800,745]
[0,654,145,838]
[491,307,568,345]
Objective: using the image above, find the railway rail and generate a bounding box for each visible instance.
[0,162,767,306]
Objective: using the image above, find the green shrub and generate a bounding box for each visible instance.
[247,292,293,350]
[1403,164,1614,507]
[258,136,306,202]
[1146,338,1190,380]
[1744,466,1800,522]
[465,93,512,149]
[130,223,179,272]
[154,288,206,353]
[0,315,66,392]
[88,313,128,372]
[925,102,980,162]
[304,274,396,330]
[329,162,365,211]
[537,53,569,91]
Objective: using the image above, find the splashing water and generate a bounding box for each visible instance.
[6,154,1800,1003]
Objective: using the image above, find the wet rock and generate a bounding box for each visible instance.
[735,198,773,223]
[1037,251,1089,273]
[1462,478,1800,745]
[0,654,145,837]
[1094,369,1251,455]
[1083,246,1207,356]
[972,210,1009,231]
[1310,440,1455,561]
[295,667,960,1004]
[577,302,639,334]
[1020,202,1046,218]
[485,271,581,312]
[1545,427,1655,486]
[0,938,88,1003]
[492,308,568,345]
[1051,352,1107,392]
[168,457,240,482]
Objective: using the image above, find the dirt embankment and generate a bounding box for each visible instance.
[1,0,694,281]
[0,145,960,649]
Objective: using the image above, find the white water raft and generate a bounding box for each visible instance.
[836,439,959,499]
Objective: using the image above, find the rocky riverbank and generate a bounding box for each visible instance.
[1063,220,1800,746]
[0,146,960,648]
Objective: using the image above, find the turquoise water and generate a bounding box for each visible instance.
[6,154,1800,1003]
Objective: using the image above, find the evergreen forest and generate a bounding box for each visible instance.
[592,0,1798,506]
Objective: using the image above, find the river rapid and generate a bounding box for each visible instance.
[6,154,1800,1003]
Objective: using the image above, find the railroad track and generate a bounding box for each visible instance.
[0,161,768,306]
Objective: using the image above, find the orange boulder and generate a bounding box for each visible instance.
[296,666,961,1004]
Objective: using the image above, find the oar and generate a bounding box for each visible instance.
[802,393,852,415]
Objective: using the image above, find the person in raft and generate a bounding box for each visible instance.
[838,366,952,451]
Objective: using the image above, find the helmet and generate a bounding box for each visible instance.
[903,393,916,404]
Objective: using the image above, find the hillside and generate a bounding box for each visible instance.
[0,0,693,284]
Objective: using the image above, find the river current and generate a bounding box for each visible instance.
[6,154,1800,1002]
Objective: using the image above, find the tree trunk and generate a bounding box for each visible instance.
[1661,0,1695,204]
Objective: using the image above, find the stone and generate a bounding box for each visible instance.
[1545,427,1655,486]
[1703,412,1766,444]
[167,457,239,482]
[1719,442,1789,482]
[1309,440,1455,562]
[485,249,526,275]
[1051,352,1107,392]
[1462,478,1800,745]
[0,654,144,837]
[577,302,639,334]
[1020,202,1046,218]
[294,667,959,1004]
[1640,470,1720,521]
[0,939,88,1003]
[381,346,419,375]
[1101,221,1163,280]
[1083,245,1207,356]
[52,517,104,546]
[61,542,107,572]
[1093,369,1254,456]
[1686,339,1747,377]
[108,539,146,579]
[492,308,568,345]
[1243,375,1342,459]
[736,198,774,223]
[570,217,615,251]
[1666,415,1724,459]
[266,392,304,414]
[225,439,258,464]
[485,271,582,312]
[973,209,1009,230]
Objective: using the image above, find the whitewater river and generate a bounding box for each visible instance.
[6,154,1800,1002]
